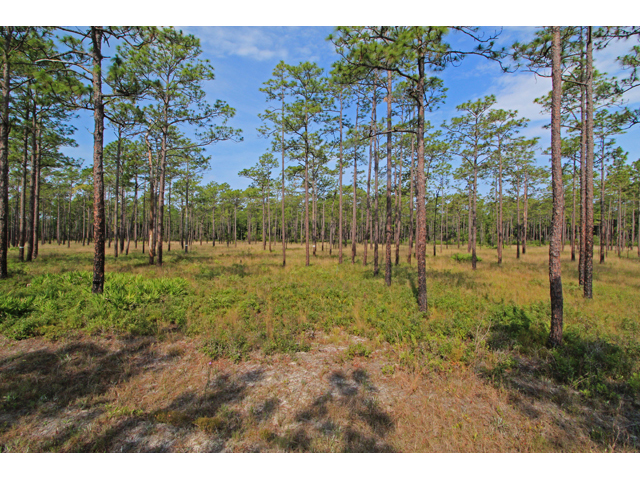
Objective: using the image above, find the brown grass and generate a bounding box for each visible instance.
[1,240,639,451]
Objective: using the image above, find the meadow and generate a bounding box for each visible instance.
[1,240,639,452]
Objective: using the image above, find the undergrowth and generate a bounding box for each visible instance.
[1,242,639,399]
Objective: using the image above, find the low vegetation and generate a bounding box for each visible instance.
[1,242,639,452]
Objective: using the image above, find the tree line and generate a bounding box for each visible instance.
[1,26,639,347]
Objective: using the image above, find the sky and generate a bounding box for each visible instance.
[60,26,640,191]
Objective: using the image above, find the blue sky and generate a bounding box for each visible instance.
[62,26,640,191]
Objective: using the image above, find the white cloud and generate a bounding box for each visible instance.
[181,26,334,64]
[487,71,552,122]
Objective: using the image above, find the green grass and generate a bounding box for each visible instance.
[2,241,640,399]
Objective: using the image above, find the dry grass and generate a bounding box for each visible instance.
[1,240,639,452]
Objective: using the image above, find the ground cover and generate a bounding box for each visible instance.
[1,241,639,452]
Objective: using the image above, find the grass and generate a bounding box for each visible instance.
[0,240,639,452]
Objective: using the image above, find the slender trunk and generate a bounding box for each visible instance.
[395,131,403,265]
[305,120,310,266]
[91,27,106,293]
[26,111,38,260]
[281,86,286,266]
[145,136,155,265]
[157,117,168,266]
[579,28,587,285]
[373,94,380,275]
[167,181,171,251]
[408,135,415,264]
[262,189,266,250]
[18,104,30,261]
[549,26,565,347]
[497,140,503,264]
[471,165,478,270]
[415,57,428,311]
[0,31,12,278]
[67,187,72,248]
[516,178,521,259]
[352,103,359,264]
[134,173,138,249]
[523,173,528,254]
[467,182,472,253]
[113,130,121,258]
[385,70,393,286]
[268,188,272,252]
[571,154,576,261]
[584,26,594,299]
[338,88,344,264]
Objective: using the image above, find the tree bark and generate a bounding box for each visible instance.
[385,70,393,286]
[415,56,428,312]
[0,31,13,278]
[548,26,565,347]
[91,26,106,293]
[584,26,594,299]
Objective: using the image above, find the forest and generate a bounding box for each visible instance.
[0,26,639,453]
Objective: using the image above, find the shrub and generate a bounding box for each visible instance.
[345,343,371,359]
[451,253,482,263]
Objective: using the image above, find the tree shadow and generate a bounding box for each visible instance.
[481,312,640,451]
[280,367,395,452]
[0,338,161,451]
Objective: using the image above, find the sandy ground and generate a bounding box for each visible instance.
[1,332,638,452]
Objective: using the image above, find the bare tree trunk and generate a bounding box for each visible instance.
[91,27,106,293]
[523,173,528,254]
[395,133,402,265]
[281,86,286,267]
[571,154,576,261]
[305,120,310,266]
[408,135,415,264]
[549,25,565,347]
[415,57,428,311]
[0,32,12,278]
[145,136,155,264]
[385,70,393,286]
[497,140,503,264]
[18,105,29,261]
[471,165,478,270]
[352,103,359,264]
[584,26,594,299]
[113,130,121,258]
[338,88,344,265]
[26,112,38,260]
[579,27,587,284]
[373,107,380,275]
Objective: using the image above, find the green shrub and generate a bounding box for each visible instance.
[0,271,189,339]
[345,343,371,359]
[451,253,482,263]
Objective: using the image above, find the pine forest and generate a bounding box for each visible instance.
[1,26,640,453]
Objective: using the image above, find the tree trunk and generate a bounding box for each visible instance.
[352,103,359,264]
[338,88,344,265]
[113,130,121,258]
[385,70,393,286]
[415,57,428,312]
[584,26,594,299]
[497,140,503,264]
[90,27,106,293]
[0,33,12,278]
[548,26,565,347]
[408,135,415,264]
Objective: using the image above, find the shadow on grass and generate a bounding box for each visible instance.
[481,307,640,451]
[0,339,156,421]
[1,345,396,452]
[286,368,395,452]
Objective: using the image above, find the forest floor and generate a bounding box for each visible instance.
[1,240,639,452]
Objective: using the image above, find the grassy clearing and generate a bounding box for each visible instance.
[1,241,639,451]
